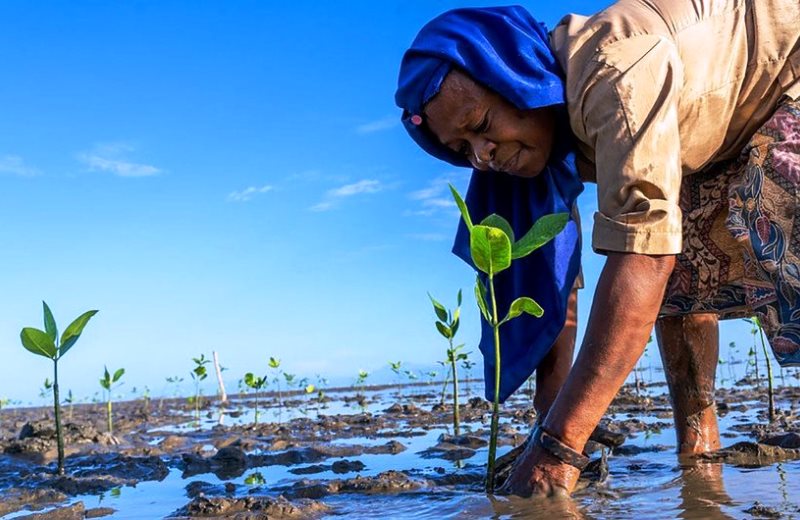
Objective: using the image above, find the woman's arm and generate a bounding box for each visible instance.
[544,252,674,451]
[501,251,674,497]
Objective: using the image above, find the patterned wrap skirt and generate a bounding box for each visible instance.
[661,99,800,367]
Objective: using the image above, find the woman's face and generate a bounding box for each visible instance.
[423,69,556,178]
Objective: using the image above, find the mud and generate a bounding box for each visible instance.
[0,377,798,518]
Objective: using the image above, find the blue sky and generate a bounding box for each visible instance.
[0,1,758,403]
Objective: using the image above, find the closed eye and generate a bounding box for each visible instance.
[473,112,490,134]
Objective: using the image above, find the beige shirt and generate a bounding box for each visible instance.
[550,0,800,255]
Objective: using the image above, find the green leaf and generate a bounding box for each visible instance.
[451,315,460,337]
[244,372,256,388]
[470,225,511,275]
[448,184,473,231]
[100,378,110,390]
[512,213,569,259]
[428,293,448,322]
[456,289,462,307]
[501,297,544,325]
[435,321,452,339]
[474,276,491,323]
[20,328,57,359]
[268,357,280,369]
[59,310,98,358]
[42,302,58,345]
[480,214,515,243]
[113,368,125,383]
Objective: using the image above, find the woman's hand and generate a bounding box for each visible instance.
[503,252,676,498]
[498,441,580,497]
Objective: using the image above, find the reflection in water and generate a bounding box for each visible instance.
[488,493,588,519]
[677,461,734,520]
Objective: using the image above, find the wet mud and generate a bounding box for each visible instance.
[0,378,798,518]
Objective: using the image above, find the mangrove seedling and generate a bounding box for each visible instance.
[404,369,418,383]
[39,378,54,400]
[389,360,403,388]
[99,366,125,434]
[449,183,568,493]
[355,370,369,396]
[190,354,210,425]
[749,317,776,420]
[243,372,267,425]
[20,302,98,475]
[268,357,283,405]
[429,290,468,435]
[461,358,476,397]
[64,390,75,422]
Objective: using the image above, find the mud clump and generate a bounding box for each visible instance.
[14,501,85,520]
[3,421,106,462]
[285,470,426,499]
[171,495,330,519]
[0,488,69,516]
[760,432,800,449]
[418,442,476,461]
[743,501,782,518]
[700,442,800,466]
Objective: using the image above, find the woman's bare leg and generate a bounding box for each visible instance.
[655,313,721,454]
[535,288,578,417]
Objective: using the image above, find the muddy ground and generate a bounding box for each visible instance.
[1,378,799,519]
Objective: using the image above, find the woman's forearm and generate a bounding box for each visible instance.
[542,252,676,451]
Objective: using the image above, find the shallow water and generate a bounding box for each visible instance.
[1,379,799,519]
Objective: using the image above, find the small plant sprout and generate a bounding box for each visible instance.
[389,361,403,387]
[303,384,316,415]
[19,302,98,475]
[269,357,283,405]
[429,290,468,435]
[461,358,476,397]
[40,378,54,400]
[356,370,369,396]
[243,372,267,425]
[745,319,761,384]
[64,390,75,422]
[749,317,776,421]
[99,366,125,434]
[190,354,210,426]
[449,184,568,493]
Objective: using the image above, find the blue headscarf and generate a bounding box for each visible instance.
[395,6,583,403]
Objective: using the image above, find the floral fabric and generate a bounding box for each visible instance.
[662,100,800,366]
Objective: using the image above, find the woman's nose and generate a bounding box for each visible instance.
[470,139,496,170]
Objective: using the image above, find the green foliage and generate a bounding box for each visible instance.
[244,373,267,390]
[99,366,125,434]
[268,357,281,369]
[99,366,125,391]
[19,302,98,476]
[190,354,210,427]
[244,472,266,486]
[429,290,468,435]
[448,184,567,493]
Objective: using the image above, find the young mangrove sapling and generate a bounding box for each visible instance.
[190,354,210,426]
[449,184,568,493]
[99,366,125,434]
[429,290,468,435]
[243,372,267,425]
[19,302,98,475]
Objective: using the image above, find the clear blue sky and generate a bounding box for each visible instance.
[0,1,756,403]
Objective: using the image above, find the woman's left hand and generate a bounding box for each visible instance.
[498,441,581,498]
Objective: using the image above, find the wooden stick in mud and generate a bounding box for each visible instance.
[213,351,227,404]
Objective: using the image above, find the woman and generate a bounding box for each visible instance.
[395,1,800,497]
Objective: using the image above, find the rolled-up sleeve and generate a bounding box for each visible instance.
[581,36,684,255]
